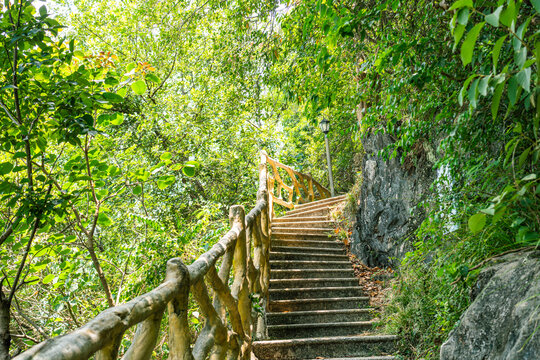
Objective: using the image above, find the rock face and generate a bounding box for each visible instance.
[351,131,434,267]
[440,250,540,360]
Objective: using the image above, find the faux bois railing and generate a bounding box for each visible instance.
[14,152,331,360]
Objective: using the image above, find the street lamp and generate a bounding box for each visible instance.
[319,118,335,197]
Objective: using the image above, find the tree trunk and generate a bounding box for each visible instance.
[0,293,11,360]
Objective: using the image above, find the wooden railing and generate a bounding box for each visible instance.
[262,151,331,218]
[13,152,328,360]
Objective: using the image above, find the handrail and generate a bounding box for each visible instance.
[262,150,331,218]
[13,151,325,360]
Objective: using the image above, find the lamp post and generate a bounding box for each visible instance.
[319,118,335,197]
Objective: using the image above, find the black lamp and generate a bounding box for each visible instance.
[319,118,330,134]
[319,117,334,196]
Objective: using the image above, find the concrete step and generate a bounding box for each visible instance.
[270,278,358,289]
[269,286,365,301]
[281,207,333,218]
[271,220,336,229]
[270,269,355,279]
[273,216,329,223]
[306,357,396,360]
[268,321,375,339]
[272,238,343,249]
[267,308,373,325]
[252,335,398,359]
[270,260,352,270]
[287,196,346,215]
[293,195,346,211]
[269,296,370,312]
[270,251,348,262]
[307,357,396,360]
[271,246,345,255]
[272,232,334,241]
[271,227,334,236]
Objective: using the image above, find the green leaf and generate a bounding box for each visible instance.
[131,80,147,95]
[182,165,196,177]
[102,92,124,103]
[461,22,485,66]
[468,213,486,233]
[160,152,172,161]
[145,74,160,84]
[493,205,506,224]
[485,6,503,27]
[521,174,537,181]
[515,68,531,92]
[43,274,55,284]
[39,5,47,16]
[491,80,505,120]
[480,207,495,215]
[97,213,113,226]
[157,175,175,189]
[133,185,142,195]
[492,35,507,72]
[449,0,473,11]
[0,162,14,175]
[532,0,540,13]
[459,74,477,106]
[468,78,479,108]
[478,75,490,96]
[499,0,516,27]
[513,18,531,51]
[453,24,466,50]
[457,8,469,25]
[508,75,520,106]
[518,147,531,168]
[110,113,124,126]
[514,47,527,69]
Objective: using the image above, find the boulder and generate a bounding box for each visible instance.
[440,250,540,360]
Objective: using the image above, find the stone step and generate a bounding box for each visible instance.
[269,296,370,312]
[268,321,375,339]
[267,308,373,325]
[270,269,355,279]
[271,246,345,255]
[270,251,348,262]
[270,260,352,270]
[271,227,334,236]
[271,220,336,229]
[269,286,365,301]
[288,196,346,215]
[272,238,343,249]
[270,278,359,289]
[272,232,334,241]
[273,215,329,223]
[252,335,398,359]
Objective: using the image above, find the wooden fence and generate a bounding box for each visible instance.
[13,152,330,360]
[262,150,330,218]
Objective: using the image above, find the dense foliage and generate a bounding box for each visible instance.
[0,0,538,358]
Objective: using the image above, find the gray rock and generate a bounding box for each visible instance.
[440,250,540,360]
[351,131,434,267]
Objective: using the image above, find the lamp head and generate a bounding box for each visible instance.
[319,118,330,134]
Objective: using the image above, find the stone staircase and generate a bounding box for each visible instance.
[252,195,397,360]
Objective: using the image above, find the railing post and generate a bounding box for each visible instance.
[229,205,251,359]
[167,258,193,360]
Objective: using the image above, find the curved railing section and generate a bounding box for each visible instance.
[14,151,327,360]
[262,151,331,217]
